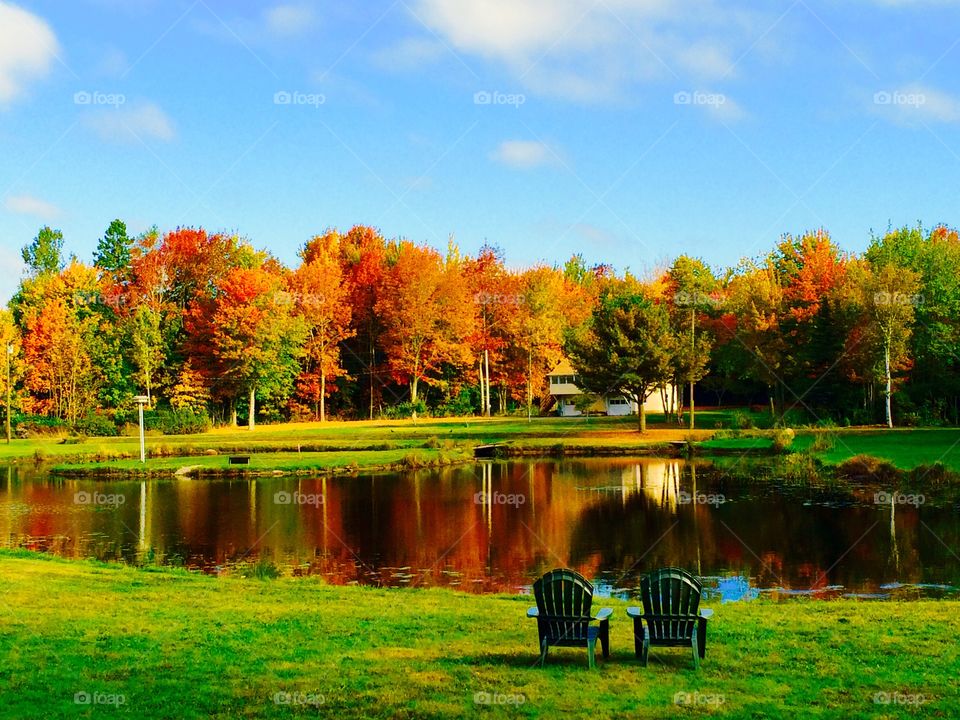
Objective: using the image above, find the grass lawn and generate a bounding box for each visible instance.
[3,413,960,476]
[0,551,955,719]
[794,428,960,471]
[53,448,471,475]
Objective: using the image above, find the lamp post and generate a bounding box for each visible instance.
[5,344,11,445]
[134,395,150,463]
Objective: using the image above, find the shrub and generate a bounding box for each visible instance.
[730,410,754,430]
[14,415,67,438]
[771,427,795,453]
[73,412,118,437]
[383,400,427,420]
[434,388,476,417]
[810,431,836,453]
[156,409,211,435]
[835,454,900,482]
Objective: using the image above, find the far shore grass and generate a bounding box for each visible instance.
[1,550,956,719]
[1,411,958,476]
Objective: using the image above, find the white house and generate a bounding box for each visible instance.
[547,358,671,417]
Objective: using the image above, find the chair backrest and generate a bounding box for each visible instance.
[640,567,702,642]
[533,569,594,642]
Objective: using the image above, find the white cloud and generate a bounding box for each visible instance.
[4,193,61,219]
[264,4,315,36]
[83,101,176,143]
[871,84,960,125]
[408,0,752,102]
[491,140,556,169]
[0,2,59,104]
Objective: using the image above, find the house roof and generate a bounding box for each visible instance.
[547,358,576,376]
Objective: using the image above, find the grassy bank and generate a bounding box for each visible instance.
[1,413,958,477]
[0,551,956,719]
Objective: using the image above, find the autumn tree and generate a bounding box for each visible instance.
[566,279,675,433]
[188,262,305,429]
[375,241,474,415]
[666,256,718,429]
[21,226,64,277]
[862,263,921,427]
[340,226,388,418]
[18,262,102,422]
[290,232,355,421]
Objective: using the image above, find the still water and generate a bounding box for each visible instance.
[2,458,958,600]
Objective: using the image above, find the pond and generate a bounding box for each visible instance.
[2,458,959,600]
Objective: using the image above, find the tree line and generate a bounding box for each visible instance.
[1,221,957,434]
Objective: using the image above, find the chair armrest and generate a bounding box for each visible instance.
[699,608,714,619]
[527,607,539,618]
[594,607,613,622]
[626,606,642,619]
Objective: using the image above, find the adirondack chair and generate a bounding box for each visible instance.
[526,569,612,668]
[626,567,713,669]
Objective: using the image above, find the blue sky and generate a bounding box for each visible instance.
[2,0,960,302]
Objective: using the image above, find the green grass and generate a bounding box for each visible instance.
[53,448,470,475]
[794,428,960,471]
[0,551,955,719]
[7,413,960,476]
[697,437,775,451]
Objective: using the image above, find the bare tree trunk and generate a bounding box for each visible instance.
[484,349,491,417]
[478,356,485,416]
[230,399,237,427]
[884,339,893,428]
[248,385,255,431]
[638,400,647,433]
[410,376,419,423]
[320,369,326,423]
[526,347,533,422]
[689,379,695,431]
[369,334,374,421]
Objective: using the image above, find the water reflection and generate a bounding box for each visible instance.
[1,458,958,599]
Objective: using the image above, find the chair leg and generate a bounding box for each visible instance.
[640,633,650,667]
[587,637,596,669]
[599,620,610,659]
[691,633,700,670]
[539,638,549,668]
[697,617,708,660]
